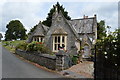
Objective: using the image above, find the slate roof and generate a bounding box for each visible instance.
[58,11,80,40]
[26,21,49,43]
[33,21,49,37]
[42,25,49,32]
[81,34,92,47]
[68,17,96,34]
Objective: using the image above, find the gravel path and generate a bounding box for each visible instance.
[66,61,94,78]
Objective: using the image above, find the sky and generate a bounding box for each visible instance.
[0,0,119,39]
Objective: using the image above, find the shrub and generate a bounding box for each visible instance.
[72,55,78,65]
[3,41,9,46]
[26,41,52,54]
[16,42,28,51]
[26,41,37,51]
[41,46,52,54]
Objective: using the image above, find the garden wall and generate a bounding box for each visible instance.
[15,50,56,70]
[15,49,72,71]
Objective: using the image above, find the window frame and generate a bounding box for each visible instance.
[52,35,67,52]
[33,36,44,42]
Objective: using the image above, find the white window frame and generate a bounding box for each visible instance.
[33,37,44,42]
[52,35,67,52]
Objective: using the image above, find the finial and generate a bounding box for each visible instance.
[55,5,58,12]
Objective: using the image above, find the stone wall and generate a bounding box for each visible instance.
[15,50,56,70]
[56,50,72,71]
[15,49,72,71]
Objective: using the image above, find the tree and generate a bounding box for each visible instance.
[28,24,38,35]
[5,20,27,41]
[97,20,107,40]
[42,2,71,27]
[0,33,3,41]
[28,2,71,34]
[96,28,120,78]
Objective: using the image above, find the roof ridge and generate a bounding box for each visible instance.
[70,17,95,21]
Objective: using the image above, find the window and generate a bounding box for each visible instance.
[33,37,44,42]
[52,35,67,52]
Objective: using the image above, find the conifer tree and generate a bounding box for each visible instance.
[42,2,71,27]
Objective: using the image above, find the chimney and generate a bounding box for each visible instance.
[83,15,88,19]
[94,14,96,18]
[83,15,85,18]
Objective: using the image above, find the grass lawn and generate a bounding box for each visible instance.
[2,40,25,53]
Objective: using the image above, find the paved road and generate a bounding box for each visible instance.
[2,46,63,78]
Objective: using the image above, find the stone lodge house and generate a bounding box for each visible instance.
[27,8,97,58]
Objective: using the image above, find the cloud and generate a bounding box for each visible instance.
[0,1,118,39]
[1,2,46,32]
[64,2,118,31]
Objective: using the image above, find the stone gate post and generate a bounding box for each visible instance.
[56,50,65,71]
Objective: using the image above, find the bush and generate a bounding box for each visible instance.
[3,41,9,46]
[15,41,52,54]
[96,29,120,68]
[26,41,52,54]
[72,55,78,65]
[26,41,37,51]
[41,46,52,54]
[16,42,28,51]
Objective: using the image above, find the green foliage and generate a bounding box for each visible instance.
[96,29,120,68]
[3,41,9,46]
[42,2,71,27]
[26,41,37,51]
[28,25,38,35]
[0,33,3,38]
[5,20,27,41]
[3,40,25,47]
[28,2,71,34]
[25,41,52,54]
[72,55,78,65]
[2,40,25,53]
[16,42,28,51]
[97,20,107,40]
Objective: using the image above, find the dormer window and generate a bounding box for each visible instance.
[33,36,44,42]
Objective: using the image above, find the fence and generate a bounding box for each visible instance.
[95,44,120,79]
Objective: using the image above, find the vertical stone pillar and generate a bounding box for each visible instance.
[56,50,65,71]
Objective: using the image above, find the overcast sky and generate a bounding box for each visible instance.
[0,0,119,39]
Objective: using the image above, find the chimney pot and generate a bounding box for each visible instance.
[94,14,96,17]
[83,15,85,18]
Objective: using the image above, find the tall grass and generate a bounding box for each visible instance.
[2,40,26,53]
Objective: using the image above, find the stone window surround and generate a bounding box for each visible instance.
[52,35,67,52]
